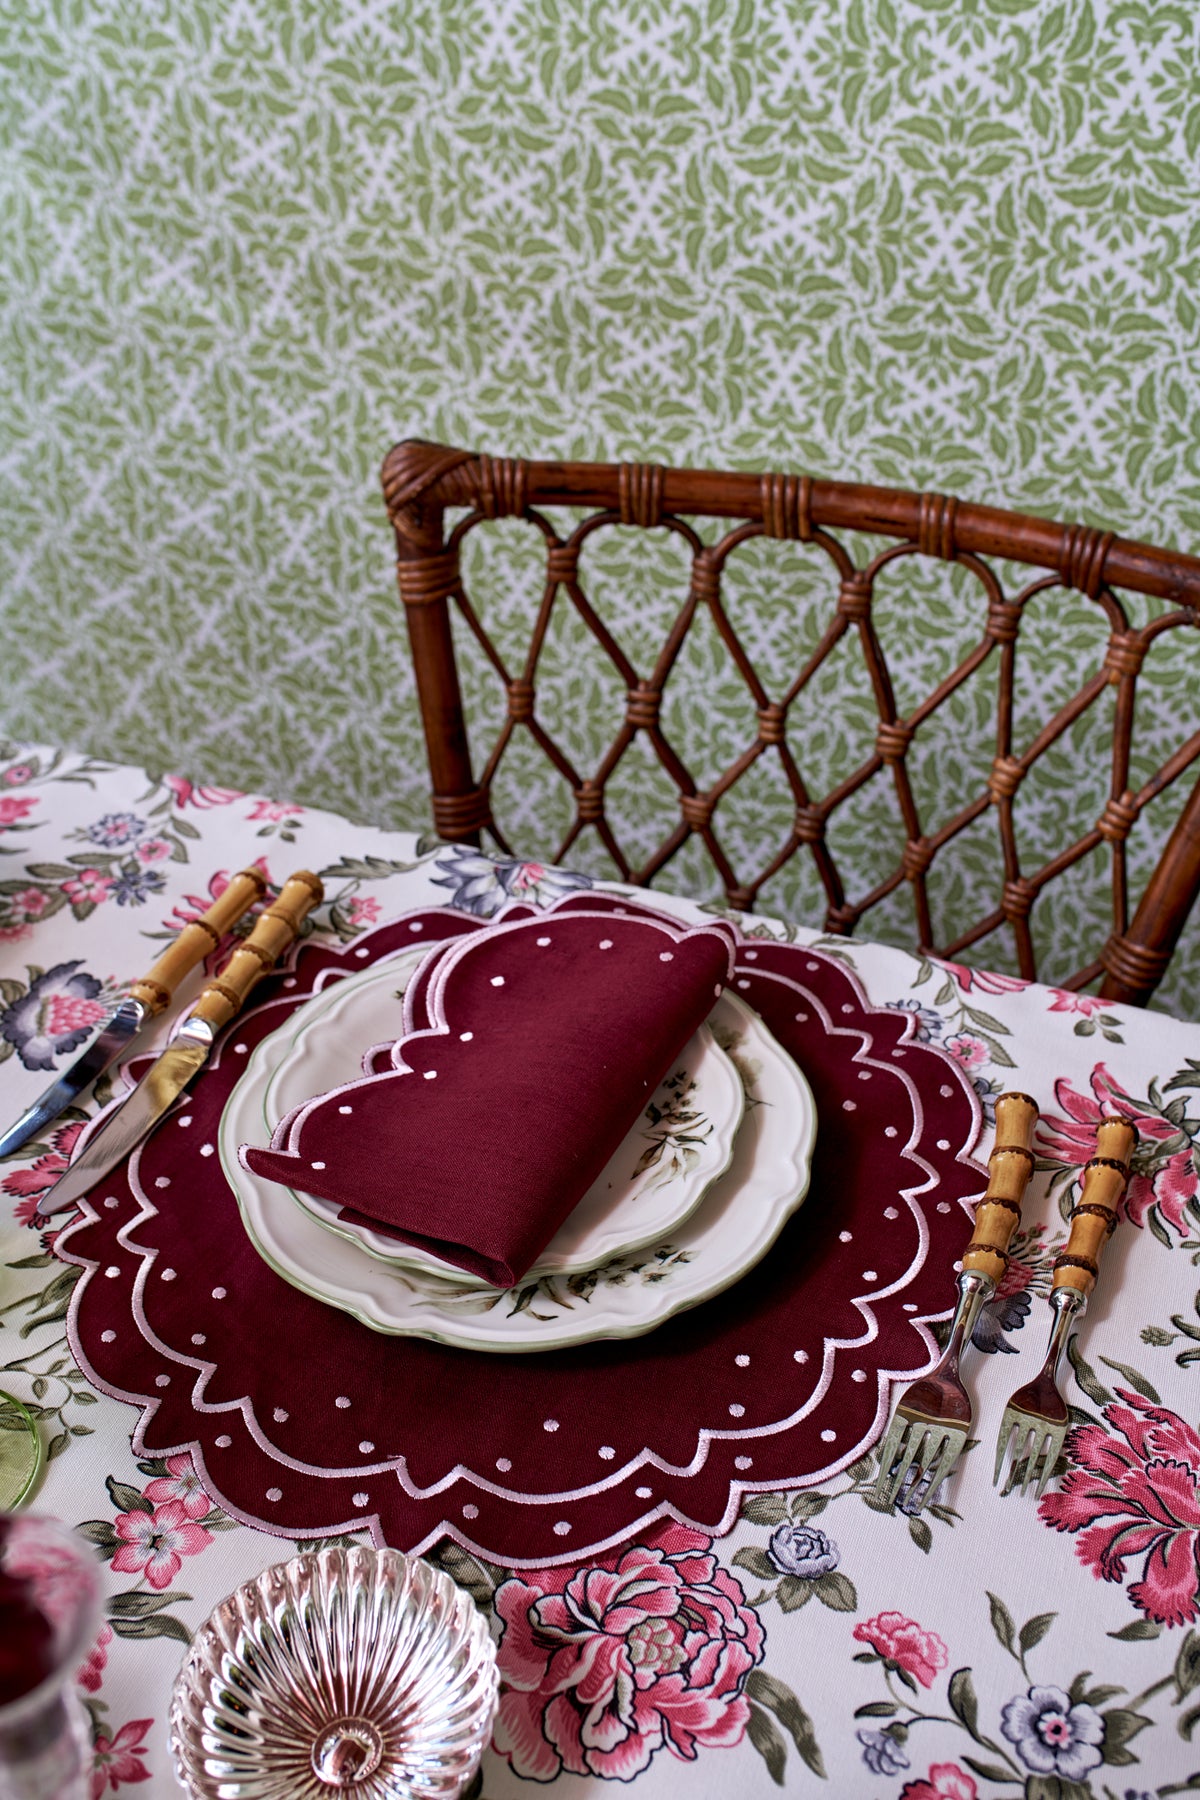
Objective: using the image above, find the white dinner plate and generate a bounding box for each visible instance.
[220,951,817,1352]
[255,950,745,1282]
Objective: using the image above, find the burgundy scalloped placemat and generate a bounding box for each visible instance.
[57,898,984,1567]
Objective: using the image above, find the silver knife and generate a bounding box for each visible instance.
[0,866,268,1161]
[36,871,324,1216]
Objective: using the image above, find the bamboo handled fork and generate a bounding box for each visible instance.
[994,1114,1137,1498]
[874,1092,1039,1514]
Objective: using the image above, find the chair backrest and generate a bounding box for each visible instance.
[381,439,1200,1009]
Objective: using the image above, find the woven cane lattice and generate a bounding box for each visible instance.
[382,442,1200,1007]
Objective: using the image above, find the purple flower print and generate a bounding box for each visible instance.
[999,1684,1104,1780]
[85,812,147,848]
[431,847,592,918]
[767,1522,839,1577]
[0,961,108,1072]
[857,1727,910,1775]
[111,867,167,908]
[887,999,945,1043]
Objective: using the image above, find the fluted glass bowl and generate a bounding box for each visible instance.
[168,1545,499,1799]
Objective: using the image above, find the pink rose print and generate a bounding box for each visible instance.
[163,773,244,809]
[5,763,33,785]
[77,1622,113,1694]
[493,1523,765,1781]
[143,1453,210,1521]
[90,1718,152,1797]
[901,1764,977,1800]
[110,1501,212,1591]
[852,1612,948,1688]
[246,799,303,823]
[1038,1062,1197,1236]
[11,887,48,920]
[4,1121,84,1223]
[1046,989,1107,1017]
[348,895,381,927]
[61,869,115,907]
[135,838,172,864]
[1040,1387,1200,1627]
[943,1032,988,1071]
[935,959,1028,996]
[0,794,37,826]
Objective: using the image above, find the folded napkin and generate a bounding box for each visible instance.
[240,906,737,1288]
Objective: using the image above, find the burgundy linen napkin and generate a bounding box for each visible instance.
[240,906,736,1287]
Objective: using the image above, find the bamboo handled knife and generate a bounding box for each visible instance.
[35,871,323,1217]
[0,866,269,1160]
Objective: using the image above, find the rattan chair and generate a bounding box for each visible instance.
[380,439,1200,1009]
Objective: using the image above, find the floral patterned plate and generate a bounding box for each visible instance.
[253,947,745,1282]
[219,970,817,1352]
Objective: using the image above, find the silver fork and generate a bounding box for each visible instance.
[995,1114,1136,1497]
[875,1092,1039,1513]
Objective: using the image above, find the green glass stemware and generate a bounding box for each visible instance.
[0,1389,42,1511]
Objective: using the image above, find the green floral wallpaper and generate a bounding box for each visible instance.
[2,0,1200,999]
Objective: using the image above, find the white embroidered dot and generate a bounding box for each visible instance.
[793,1349,809,1363]
[233,1042,248,1055]
[884,1126,898,1138]
[843,1099,857,1111]
[358,1440,375,1454]
[937,1202,951,1214]
[635,1486,652,1499]
[598,1445,615,1460]
[536,936,551,946]
[312,1160,326,1170]
[104,1264,120,1278]
[409,921,424,932]
[212,1286,226,1299]
[459,1031,473,1042]
[155,1374,170,1388]
[806,961,820,971]
[353,1492,369,1506]
[858,1069,872,1080]
[463,1503,479,1519]
[355,947,369,958]
[191,1333,206,1347]
[338,1105,352,1115]
[490,975,505,986]
[543,1418,559,1433]
[937,1138,951,1151]
[496,1457,512,1472]
[215,1434,232,1447]
[794,1011,809,1023]
[100,1329,116,1343]
[820,1428,836,1443]
[553,1521,571,1535]
[852,1369,867,1382]
[155,1176,170,1189]
[884,1206,899,1220]
[744,949,757,960]
[659,950,674,962]
[273,1407,289,1423]
[728,1402,745,1417]
[713,983,721,996]
[599,939,612,949]
[841,1003,853,1013]
[893,1049,906,1058]
[940,1083,954,1097]
[335,1396,351,1408]
[736,978,750,990]
[953,1259,964,1271]
[178,1115,192,1127]
[103,1196,119,1209]
[735,1354,750,1367]
[200,1143,214,1157]
[266,1487,282,1502]
[423,1070,437,1080]
[735,1455,753,1470]
[903,1303,918,1312]
[862,1270,878,1282]
[161,1268,177,1282]
[283,977,297,988]
[839,1230,853,1243]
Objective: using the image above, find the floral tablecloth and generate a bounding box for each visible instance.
[2,744,1200,1799]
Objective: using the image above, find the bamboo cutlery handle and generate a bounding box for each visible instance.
[127,866,268,1014]
[962,1091,1040,1285]
[1052,1116,1137,1297]
[190,872,324,1030]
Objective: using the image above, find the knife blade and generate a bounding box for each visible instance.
[0,865,269,1161]
[36,870,323,1217]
